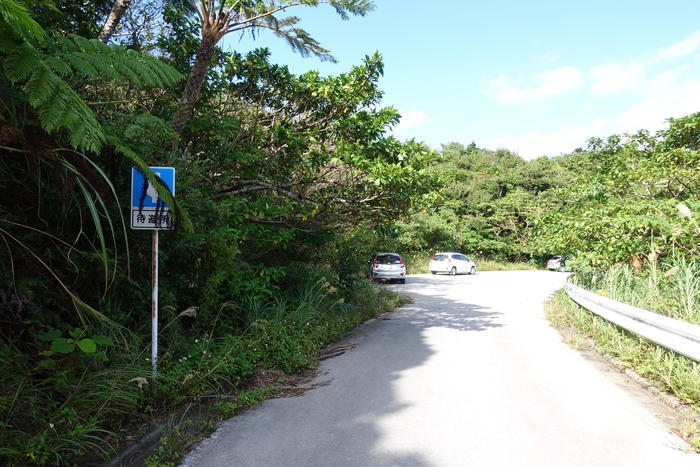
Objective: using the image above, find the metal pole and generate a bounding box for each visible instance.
[151,229,159,377]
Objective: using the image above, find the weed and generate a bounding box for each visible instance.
[215,388,274,418]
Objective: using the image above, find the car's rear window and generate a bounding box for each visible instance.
[433,254,449,261]
[377,254,401,264]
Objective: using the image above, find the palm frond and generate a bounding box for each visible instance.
[328,0,375,20]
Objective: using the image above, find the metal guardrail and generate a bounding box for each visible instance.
[564,281,700,362]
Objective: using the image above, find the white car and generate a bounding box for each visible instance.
[546,255,569,272]
[429,252,477,275]
[368,252,406,284]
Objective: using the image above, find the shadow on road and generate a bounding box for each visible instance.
[285,275,504,466]
[182,274,504,466]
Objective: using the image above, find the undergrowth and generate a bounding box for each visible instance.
[0,273,404,465]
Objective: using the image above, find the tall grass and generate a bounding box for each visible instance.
[0,339,149,465]
[0,272,404,465]
[573,257,700,323]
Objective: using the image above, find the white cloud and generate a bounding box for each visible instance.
[590,61,645,95]
[646,65,690,91]
[618,79,700,132]
[654,30,700,61]
[478,30,700,159]
[485,66,582,104]
[484,31,700,104]
[485,76,700,159]
[588,30,700,96]
[484,119,609,160]
[396,109,427,130]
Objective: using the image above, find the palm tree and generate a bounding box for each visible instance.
[98,0,132,42]
[171,0,374,135]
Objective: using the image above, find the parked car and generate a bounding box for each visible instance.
[429,252,477,275]
[368,253,406,284]
[546,255,568,271]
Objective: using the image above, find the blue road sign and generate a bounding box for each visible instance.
[130,167,176,230]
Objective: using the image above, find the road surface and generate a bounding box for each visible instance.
[182,271,698,467]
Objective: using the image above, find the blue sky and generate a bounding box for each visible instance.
[223,0,700,159]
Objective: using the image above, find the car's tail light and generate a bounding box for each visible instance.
[371,259,378,265]
[429,255,435,261]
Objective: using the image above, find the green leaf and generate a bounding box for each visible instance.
[37,328,61,342]
[76,338,96,353]
[38,359,56,369]
[0,0,46,42]
[92,351,108,362]
[68,327,85,339]
[91,335,114,346]
[51,338,75,354]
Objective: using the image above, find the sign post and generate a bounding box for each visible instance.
[151,229,158,377]
[130,167,175,377]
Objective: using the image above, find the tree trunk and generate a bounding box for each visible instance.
[98,0,132,43]
[171,34,219,135]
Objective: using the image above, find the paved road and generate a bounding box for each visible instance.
[182,271,699,467]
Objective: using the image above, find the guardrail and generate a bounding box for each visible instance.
[564,281,700,362]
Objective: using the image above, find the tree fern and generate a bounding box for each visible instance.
[64,53,100,77]
[3,46,107,151]
[0,0,44,42]
[1,43,37,80]
[2,31,183,152]
[48,33,183,89]
[43,54,72,74]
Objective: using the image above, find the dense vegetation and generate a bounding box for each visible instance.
[2,0,700,464]
[0,0,432,463]
[391,142,574,263]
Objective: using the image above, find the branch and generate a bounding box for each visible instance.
[0,145,30,153]
[213,179,319,206]
[246,215,315,232]
[86,100,131,106]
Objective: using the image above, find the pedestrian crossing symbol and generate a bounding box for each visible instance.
[130,167,175,230]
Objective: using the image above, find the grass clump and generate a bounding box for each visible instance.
[473,257,539,272]
[545,290,700,405]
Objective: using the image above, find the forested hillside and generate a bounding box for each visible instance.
[391,142,578,261]
[1,0,699,464]
[399,117,700,269]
